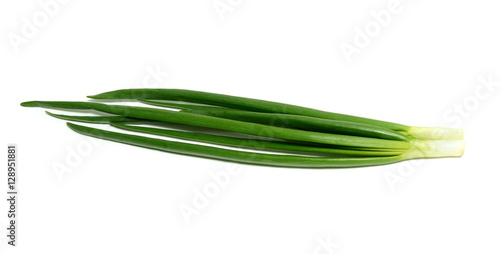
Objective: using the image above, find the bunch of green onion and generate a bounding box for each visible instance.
[21,89,465,168]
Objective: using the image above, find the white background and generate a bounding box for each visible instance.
[1,1,499,253]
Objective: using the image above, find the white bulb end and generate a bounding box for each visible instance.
[404,140,465,159]
[407,126,464,140]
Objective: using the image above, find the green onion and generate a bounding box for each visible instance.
[20,88,465,169]
[43,112,404,156]
[88,89,402,128]
[66,122,405,168]
[180,108,409,141]
[111,123,404,157]
[88,89,463,140]
[22,101,410,150]
[136,100,408,141]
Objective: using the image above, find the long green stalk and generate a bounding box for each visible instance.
[88,89,406,130]
[22,101,411,150]
[46,111,145,123]
[110,123,403,157]
[88,89,464,140]
[67,122,405,168]
[181,108,409,141]
[137,100,408,141]
[43,112,406,156]
[138,99,226,111]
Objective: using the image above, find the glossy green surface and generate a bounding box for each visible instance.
[183,108,409,141]
[67,123,404,168]
[22,101,411,150]
[138,99,226,111]
[111,123,403,157]
[46,111,144,123]
[88,89,409,131]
